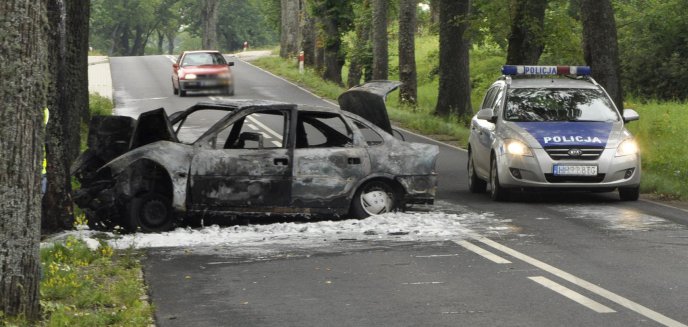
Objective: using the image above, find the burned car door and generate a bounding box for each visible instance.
[291,111,370,211]
[188,109,292,211]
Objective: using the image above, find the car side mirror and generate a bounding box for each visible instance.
[622,109,639,123]
[238,132,264,149]
[476,109,497,123]
[228,62,235,67]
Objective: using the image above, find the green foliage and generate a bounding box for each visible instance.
[616,0,688,100]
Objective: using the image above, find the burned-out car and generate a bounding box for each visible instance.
[72,81,439,232]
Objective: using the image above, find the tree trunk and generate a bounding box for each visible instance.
[167,31,175,55]
[430,0,440,29]
[43,0,88,233]
[0,0,47,320]
[580,0,623,109]
[347,0,372,87]
[280,0,302,58]
[131,25,145,56]
[321,16,344,85]
[301,12,316,66]
[399,0,418,105]
[505,0,547,65]
[201,0,220,50]
[371,0,388,80]
[157,30,165,54]
[435,0,472,118]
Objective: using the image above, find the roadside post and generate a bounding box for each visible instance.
[298,50,304,74]
[243,41,249,52]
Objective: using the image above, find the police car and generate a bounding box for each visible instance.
[467,65,641,201]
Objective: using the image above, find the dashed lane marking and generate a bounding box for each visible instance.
[528,276,616,313]
[454,240,511,264]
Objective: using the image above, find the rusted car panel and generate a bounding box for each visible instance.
[72,81,439,232]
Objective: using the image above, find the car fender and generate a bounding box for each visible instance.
[100,141,195,211]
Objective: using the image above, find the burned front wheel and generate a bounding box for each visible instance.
[351,181,397,218]
[127,192,174,232]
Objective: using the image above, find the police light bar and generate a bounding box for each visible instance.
[502,65,591,76]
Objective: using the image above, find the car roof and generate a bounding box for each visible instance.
[507,77,599,89]
[182,50,222,55]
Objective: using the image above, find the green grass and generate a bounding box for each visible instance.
[625,100,688,199]
[254,34,687,200]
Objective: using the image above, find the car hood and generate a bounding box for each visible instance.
[180,65,229,74]
[338,80,401,135]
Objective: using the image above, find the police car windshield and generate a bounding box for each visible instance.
[504,88,620,122]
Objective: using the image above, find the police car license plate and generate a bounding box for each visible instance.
[553,165,597,176]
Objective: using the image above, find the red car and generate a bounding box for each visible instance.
[172,50,235,97]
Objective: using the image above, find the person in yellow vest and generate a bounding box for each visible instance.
[41,108,49,193]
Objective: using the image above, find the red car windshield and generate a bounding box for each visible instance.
[181,52,227,67]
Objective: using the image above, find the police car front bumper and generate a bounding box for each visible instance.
[495,147,640,190]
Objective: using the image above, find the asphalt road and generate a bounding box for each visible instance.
[108,55,688,327]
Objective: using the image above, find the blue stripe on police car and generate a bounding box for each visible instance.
[515,122,614,147]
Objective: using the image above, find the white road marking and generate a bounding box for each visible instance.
[415,254,460,258]
[271,141,282,147]
[471,235,688,327]
[402,282,445,285]
[454,240,511,264]
[247,124,259,131]
[528,276,616,313]
[246,115,282,140]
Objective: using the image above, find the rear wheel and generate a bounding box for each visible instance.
[351,181,397,218]
[468,151,487,193]
[490,157,509,201]
[127,192,174,232]
[619,186,640,201]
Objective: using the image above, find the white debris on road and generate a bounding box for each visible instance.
[43,211,513,250]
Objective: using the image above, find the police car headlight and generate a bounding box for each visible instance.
[183,73,197,80]
[616,139,639,157]
[505,140,533,156]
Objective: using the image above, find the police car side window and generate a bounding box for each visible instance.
[492,87,505,116]
[481,87,499,109]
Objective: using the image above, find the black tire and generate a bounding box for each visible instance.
[351,180,398,218]
[468,151,487,193]
[490,157,509,201]
[179,89,187,97]
[127,192,174,232]
[619,186,640,201]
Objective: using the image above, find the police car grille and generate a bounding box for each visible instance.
[544,147,603,160]
[545,174,606,183]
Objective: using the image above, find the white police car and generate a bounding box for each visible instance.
[467,65,641,201]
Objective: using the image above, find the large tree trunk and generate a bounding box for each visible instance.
[167,31,175,55]
[580,0,623,109]
[435,0,472,118]
[399,0,418,105]
[201,0,220,50]
[43,0,89,233]
[371,0,388,80]
[0,0,47,320]
[301,12,316,67]
[347,0,372,87]
[280,0,302,58]
[321,16,344,85]
[506,0,547,65]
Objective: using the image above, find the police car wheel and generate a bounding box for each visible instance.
[468,151,487,193]
[619,186,640,201]
[490,157,509,201]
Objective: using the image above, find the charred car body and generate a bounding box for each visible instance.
[72,81,439,232]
